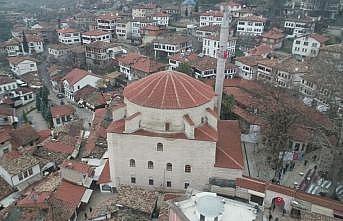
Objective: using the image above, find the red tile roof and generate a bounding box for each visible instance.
[247,44,273,56]
[61,160,93,176]
[56,28,79,34]
[51,105,75,118]
[82,29,109,36]
[236,176,266,193]
[17,191,51,207]
[37,129,51,142]
[73,85,97,101]
[53,180,86,208]
[0,76,16,85]
[309,33,330,44]
[0,129,11,143]
[132,57,166,74]
[123,70,215,109]
[107,120,217,142]
[117,52,144,66]
[43,141,75,154]
[261,28,285,40]
[195,123,217,141]
[97,160,111,184]
[215,120,244,169]
[7,56,37,65]
[62,68,89,86]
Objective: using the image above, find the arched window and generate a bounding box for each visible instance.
[148,161,154,169]
[129,159,135,167]
[157,143,163,151]
[166,163,172,171]
[185,165,191,173]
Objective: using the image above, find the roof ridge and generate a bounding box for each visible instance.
[217,145,244,169]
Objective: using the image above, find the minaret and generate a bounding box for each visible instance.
[215,8,231,116]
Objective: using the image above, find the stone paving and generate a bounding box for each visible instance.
[244,141,321,188]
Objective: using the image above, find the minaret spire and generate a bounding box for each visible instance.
[215,7,231,116]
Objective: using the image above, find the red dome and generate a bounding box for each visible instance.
[123,71,215,109]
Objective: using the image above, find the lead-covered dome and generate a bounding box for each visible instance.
[123,70,215,109]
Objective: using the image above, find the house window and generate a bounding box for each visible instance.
[295,40,300,44]
[56,118,61,125]
[184,182,189,189]
[157,143,163,151]
[149,178,154,185]
[148,161,154,169]
[131,177,136,184]
[185,165,191,173]
[23,170,28,178]
[129,159,136,167]
[30,64,35,67]
[18,173,23,181]
[303,41,309,46]
[28,168,33,175]
[166,163,172,171]
[3,148,9,153]
[165,122,170,131]
[167,181,171,187]
[200,214,205,221]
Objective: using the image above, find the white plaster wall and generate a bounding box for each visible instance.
[11,164,41,186]
[0,82,17,93]
[124,98,216,133]
[0,165,13,186]
[11,60,37,76]
[73,75,101,92]
[107,133,217,190]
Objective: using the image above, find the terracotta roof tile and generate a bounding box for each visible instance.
[62,68,90,86]
[51,105,75,118]
[53,180,86,207]
[0,129,11,143]
[215,120,244,169]
[0,76,16,85]
[7,56,37,65]
[123,70,215,109]
[97,160,111,184]
[10,124,39,147]
[61,160,93,176]
[247,44,273,56]
[56,28,79,34]
[43,141,75,154]
[261,28,285,40]
[82,29,109,36]
[309,33,330,44]
[236,176,266,193]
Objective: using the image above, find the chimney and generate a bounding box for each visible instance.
[215,8,231,116]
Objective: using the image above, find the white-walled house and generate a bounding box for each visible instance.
[202,36,236,58]
[51,105,75,127]
[57,28,81,45]
[236,16,266,36]
[153,35,192,57]
[284,17,316,38]
[81,30,111,44]
[199,11,223,27]
[0,76,18,95]
[107,70,244,191]
[62,68,102,101]
[0,130,12,158]
[96,14,118,34]
[0,152,41,187]
[8,57,38,76]
[292,33,329,58]
[152,12,170,27]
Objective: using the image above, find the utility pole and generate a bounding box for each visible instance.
[215,7,231,116]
